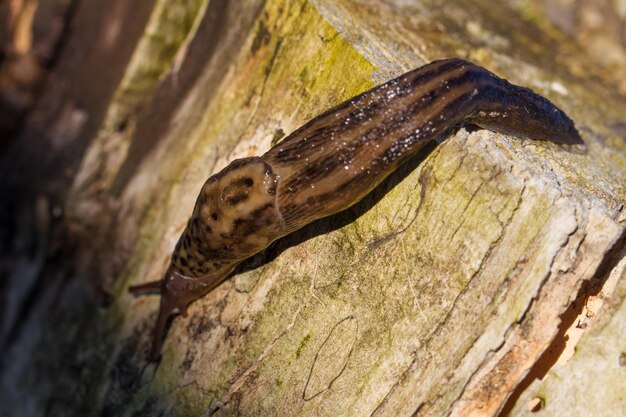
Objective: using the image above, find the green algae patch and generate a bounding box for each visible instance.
[109,0,209,112]
[295,333,312,358]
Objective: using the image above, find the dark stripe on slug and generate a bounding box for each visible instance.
[296,63,475,163]
[278,68,481,194]
[231,202,276,236]
[223,192,249,205]
[273,74,468,189]
[371,87,480,168]
[279,60,463,148]
[281,59,460,136]
[276,82,484,225]
[271,59,469,163]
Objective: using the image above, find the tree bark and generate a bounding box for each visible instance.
[1,1,625,416]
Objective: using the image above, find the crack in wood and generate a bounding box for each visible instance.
[303,315,358,401]
[204,303,304,417]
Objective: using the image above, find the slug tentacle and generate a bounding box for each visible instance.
[129,58,581,360]
[147,267,221,360]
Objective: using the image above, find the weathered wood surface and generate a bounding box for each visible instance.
[0,1,624,416]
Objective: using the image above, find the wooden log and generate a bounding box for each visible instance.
[0,1,624,416]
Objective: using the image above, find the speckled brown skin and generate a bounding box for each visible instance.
[129,58,582,360]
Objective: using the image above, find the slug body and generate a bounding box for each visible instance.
[130,58,581,359]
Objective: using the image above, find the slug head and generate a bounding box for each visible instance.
[130,157,282,360]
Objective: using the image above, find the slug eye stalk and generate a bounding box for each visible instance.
[130,267,221,360]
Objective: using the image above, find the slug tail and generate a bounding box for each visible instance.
[149,292,176,361]
[468,72,583,145]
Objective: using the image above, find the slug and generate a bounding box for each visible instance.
[129,58,582,360]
